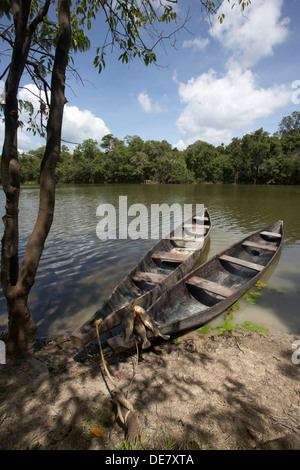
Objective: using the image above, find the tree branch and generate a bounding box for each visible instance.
[29,0,51,34]
[0,29,14,47]
[0,63,10,81]
[26,59,51,107]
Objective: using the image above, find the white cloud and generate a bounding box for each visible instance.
[18,131,42,153]
[138,91,166,113]
[175,0,292,149]
[175,67,291,148]
[0,121,3,151]
[0,83,43,153]
[62,106,109,145]
[0,120,41,154]
[182,36,210,52]
[210,0,290,68]
[138,92,152,113]
[1,83,110,152]
[0,80,5,105]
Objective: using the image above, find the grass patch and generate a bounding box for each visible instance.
[197,313,269,337]
[197,281,269,336]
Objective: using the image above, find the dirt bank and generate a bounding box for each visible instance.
[0,327,300,450]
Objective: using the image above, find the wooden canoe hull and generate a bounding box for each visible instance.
[107,220,283,353]
[70,208,211,348]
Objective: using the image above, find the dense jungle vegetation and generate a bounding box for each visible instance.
[19,111,300,185]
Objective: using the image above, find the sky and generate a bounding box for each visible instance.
[1,0,300,153]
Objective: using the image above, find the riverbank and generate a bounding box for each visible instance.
[1,327,299,450]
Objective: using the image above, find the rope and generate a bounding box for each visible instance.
[95,319,144,443]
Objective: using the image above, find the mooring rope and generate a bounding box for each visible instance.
[95,319,144,443]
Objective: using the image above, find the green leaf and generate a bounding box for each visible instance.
[238,322,268,335]
[242,293,256,304]
[222,319,237,331]
[255,280,267,290]
[197,325,212,334]
[171,337,179,343]
[214,326,226,336]
[225,312,233,321]
[231,302,240,311]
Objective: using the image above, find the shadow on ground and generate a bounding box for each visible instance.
[0,328,299,450]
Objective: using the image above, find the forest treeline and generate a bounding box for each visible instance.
[20,112,300,185]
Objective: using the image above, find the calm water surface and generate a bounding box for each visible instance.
[0,184,299,337]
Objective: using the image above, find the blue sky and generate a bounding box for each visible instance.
[1,0,300,153]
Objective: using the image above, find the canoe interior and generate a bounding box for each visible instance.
[102,209,211,311]
[70,208,211,347]
[151,220,283,334]
[106,220,283,352]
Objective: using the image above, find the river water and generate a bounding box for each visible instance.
[0,183,299,337]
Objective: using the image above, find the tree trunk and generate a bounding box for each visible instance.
[1,0,35,355]
[234,169,239,184]
[1,0,71,356]
[6,290,38,357]
[1,1,32,290]
[17,0,72,298]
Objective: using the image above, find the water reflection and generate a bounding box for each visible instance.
[0,184,299,337]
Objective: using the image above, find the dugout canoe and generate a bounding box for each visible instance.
[107,220,283,352]
[70,208,211,348]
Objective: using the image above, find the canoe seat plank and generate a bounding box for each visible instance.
[152,251,190,263]
[183,224,210,230]
[186,276,236,298]
[242,241,277,252]
[132,271,167,284]
[193,216,209,222]
[260,231,282,239]
[170,236,199,242]
[220,255,264,272]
